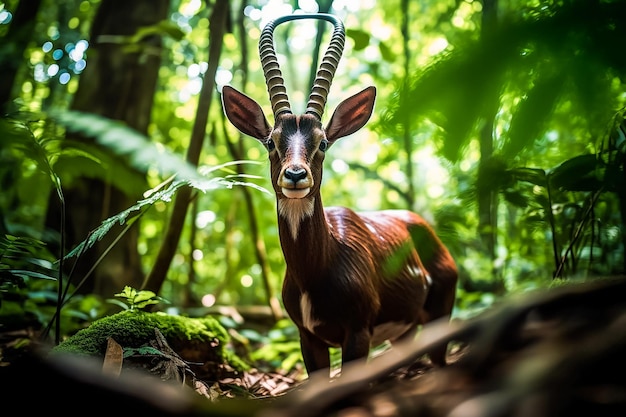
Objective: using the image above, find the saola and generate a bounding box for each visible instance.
[222,13,458,378]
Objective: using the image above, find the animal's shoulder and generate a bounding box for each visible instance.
[324,207,427,244]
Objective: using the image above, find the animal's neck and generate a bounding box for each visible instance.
[277,194,334,270]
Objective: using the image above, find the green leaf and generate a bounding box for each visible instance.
[510,167,547,186]
[106,299,130,310]
[378,41,395,62]
[64,159,267,260]
[114,286,136,300]
[502,190,529,208]
[123,346,164,358]
[51,110,202,181]
[549,154,604,191]
[503,74,564,158]
[131,20,186,44]
[346,28,370,51]
[5,269,56,280]
[133,300,160,309]
[132,290,157,304]
[0,117,64,199]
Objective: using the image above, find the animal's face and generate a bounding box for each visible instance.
[266,113,328,200]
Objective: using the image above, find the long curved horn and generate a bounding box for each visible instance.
[304,14,345,120]
[259,15,293,118]
[259,14,345,120]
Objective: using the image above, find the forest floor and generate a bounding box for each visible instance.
[2,277,626,417]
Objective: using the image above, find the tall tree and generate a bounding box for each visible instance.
[46,0,170,297]
[142,0,229,296]
[0,0,43,112]
[476,0,504,292]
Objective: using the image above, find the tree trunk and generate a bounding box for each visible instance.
[477,0,504,292]
[400,0,415,208]
[0,0,43,112]
[46,0,170,298]
[142,0,229,295]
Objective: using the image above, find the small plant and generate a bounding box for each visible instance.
[0,235,58,299]
[111,286,163,311]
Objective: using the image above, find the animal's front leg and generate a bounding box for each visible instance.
[299,328,331,376]
[341,328,371,368]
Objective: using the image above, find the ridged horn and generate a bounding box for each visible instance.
[259,15,293,118]
[304,14,345,120]
[259,13,345,120]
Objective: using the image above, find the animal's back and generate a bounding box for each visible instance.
[324,207,431,335]
[326,207,458,343]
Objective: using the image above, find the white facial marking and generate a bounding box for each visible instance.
[300,292,321,333]
[290,130,307,163]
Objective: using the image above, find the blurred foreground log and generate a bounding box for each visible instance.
[4,277,626,416]
[273,276,626,417]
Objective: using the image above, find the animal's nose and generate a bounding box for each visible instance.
[284,168,307,183]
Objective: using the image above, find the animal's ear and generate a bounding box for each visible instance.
[325,86,376,143]
[222,85,272,141]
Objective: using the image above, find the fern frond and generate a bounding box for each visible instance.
[0,235,58,286]
[50,110,201,181]
[0,116,64,200]
[65,166,269,260]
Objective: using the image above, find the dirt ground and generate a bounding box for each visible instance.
[2,277,626,417]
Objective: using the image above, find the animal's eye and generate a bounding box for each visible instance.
[266,138,275,151]
[318,139,329,152]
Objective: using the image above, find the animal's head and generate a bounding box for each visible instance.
[222,14,375,233]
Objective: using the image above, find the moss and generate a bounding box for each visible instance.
[51,310,249,371]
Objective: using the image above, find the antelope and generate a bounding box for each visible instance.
[222,13,458,377]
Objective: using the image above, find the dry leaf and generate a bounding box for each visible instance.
[102,337,123,376]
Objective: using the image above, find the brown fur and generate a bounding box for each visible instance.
[222,85,458,377]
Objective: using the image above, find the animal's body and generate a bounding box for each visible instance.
[222,13,457,377]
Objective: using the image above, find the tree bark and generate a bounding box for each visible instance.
[0,0,42,111]
[477,0,504,292]
[400,0,415,208]
[46,0,170,298]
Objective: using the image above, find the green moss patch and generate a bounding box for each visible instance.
[51,310,249,373]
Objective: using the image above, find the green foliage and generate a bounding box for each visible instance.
[245,318,304,373]
[346,28,370,51]
[122,345,164,358]
[0,114,64,232]
[0,234,106,337]
[0,234,57,327]
[3,0,626,368]
[550,154,604,192]
[111,286,162,311]
[469,108,626,279]
[382,0,626,162]
[0,235,57,290]
[63,161,267,263]
[51,309,249,371]
[124,20,186,49]
[51,110,202,182]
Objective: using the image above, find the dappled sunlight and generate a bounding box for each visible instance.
[33,38,88,85]
[240,274,254,288]
[201,293,216,307]
[0,7,12,24]
[3,6,626,412]
[452,0,481,30]
[196,210,217,228]
[427,37,449,56]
